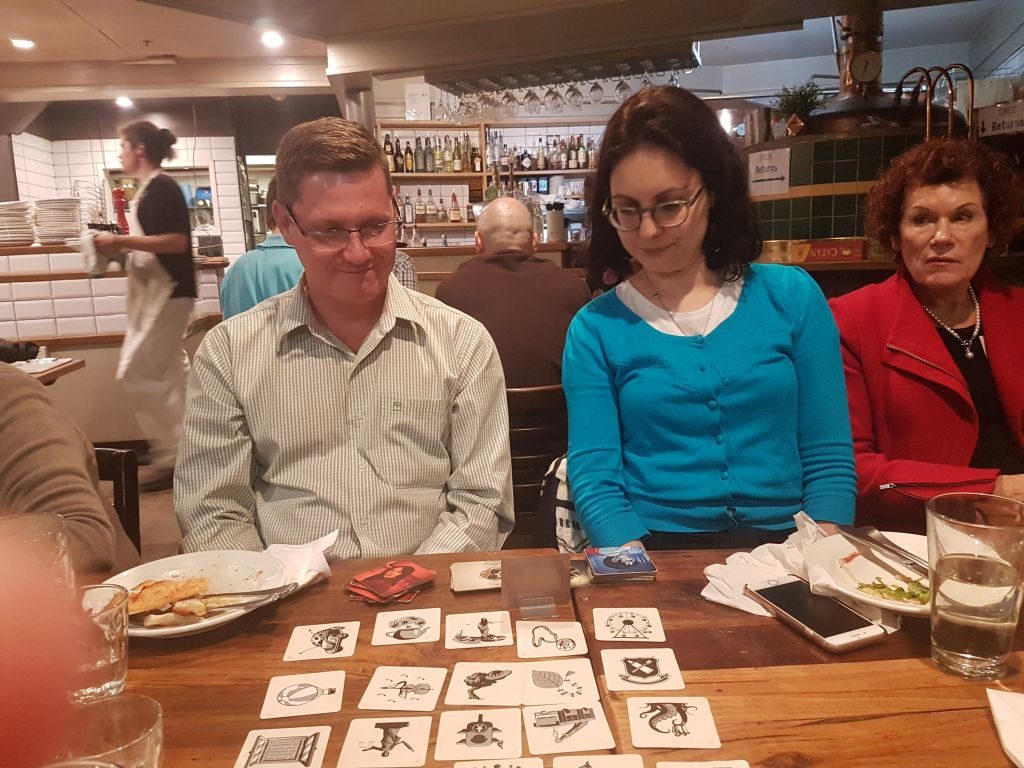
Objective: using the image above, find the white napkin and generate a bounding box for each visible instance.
[702,513,901,632]
[264,530,338,592]
[988,689,1024,768]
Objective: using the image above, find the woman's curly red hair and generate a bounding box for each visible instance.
[864,138,1021,259]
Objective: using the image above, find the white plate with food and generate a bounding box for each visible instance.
[804,531,931,616]
[104,550,286,638]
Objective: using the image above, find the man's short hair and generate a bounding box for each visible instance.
[274,117,391,206]
[265,176,279,230]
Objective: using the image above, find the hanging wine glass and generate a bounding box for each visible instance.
[588,81,605,103]
[501,90,519,118]
[640,73,654,90]
[524,89,542,115]
[668,69,682,88]
[566,83,584,111]
[615,79,632,103]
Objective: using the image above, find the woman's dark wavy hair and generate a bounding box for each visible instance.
[586,86,761,286]
[865,138,1021,260]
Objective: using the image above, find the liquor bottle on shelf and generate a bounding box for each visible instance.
[578,136,588,169]
[587,138,596,169]
[558,139,568,171]
[425,188,437,223]
[521,148,533,171]
[511,146,520,172]
[448,192,462,223]
[414,137,426,172]
[500,144,510,172]
[424,137,435,173]
[471,144,482,173]
[403,194,414,224]
[465,200,475,223]
[461,134,472,173]
[484,165,499,201]
[393,140,404,173]
[437,195,446,220]
[410,222,420,247]
[403,142,414,173]
[452,136,463,172]
[536,138,547,171]
[384,133,395,173]
[414,188,426,223]
[433,136,443,174]
[567,136,578,170]
[442,136,453,173]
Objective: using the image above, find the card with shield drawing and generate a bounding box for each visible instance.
[444,661,524,707]
[283,622,360,661]
[445,610,514,649]
[601,647,685,691]
[522,702,616,755]
[553,756,645,768]
[260,671,345,720]
[515,621,588,659]
[521,658,601,705]
[370,608,441,646]
[358,666,447,712]
[337,716,431,768]
[627,697,721,749]
[433,708,523,762]
[593,607,666,642]
[233,725,331,768]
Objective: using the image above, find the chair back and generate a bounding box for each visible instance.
[504,384,568,549]
[94,447,141,552]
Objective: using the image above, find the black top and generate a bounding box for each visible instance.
[136,173,196,299]
[936,324,1024,474]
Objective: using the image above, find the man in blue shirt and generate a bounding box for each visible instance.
[221,177,418,319]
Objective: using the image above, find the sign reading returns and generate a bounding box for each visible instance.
[748,148,791,197]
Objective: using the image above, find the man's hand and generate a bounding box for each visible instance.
[93,231,124,255]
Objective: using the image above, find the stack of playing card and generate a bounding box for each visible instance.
[585,545,657,583]
[345,559,436,604]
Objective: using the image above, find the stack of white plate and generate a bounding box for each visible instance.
[0,200,35,247]
[33,198,82,245]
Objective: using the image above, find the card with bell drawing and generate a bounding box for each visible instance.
[601,647,685,691]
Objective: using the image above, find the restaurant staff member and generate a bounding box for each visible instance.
[563,86,856,550]
[0,363,140,572]
[94,121,195,492]
[221,177,419,319]
[830,139,1024,532]
[175,117,513,559]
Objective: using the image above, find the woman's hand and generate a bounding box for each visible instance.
[993,474,1024,501]
[92,232,124,255]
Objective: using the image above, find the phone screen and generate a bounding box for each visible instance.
[753,580,873,636]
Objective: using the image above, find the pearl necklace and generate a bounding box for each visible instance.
[920,284,982,360]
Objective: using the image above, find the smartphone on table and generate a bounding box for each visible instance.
[744,575,886,653]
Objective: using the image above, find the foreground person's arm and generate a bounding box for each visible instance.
[414,327,514,554]
[0,365,118,571]
[174,329,265,552]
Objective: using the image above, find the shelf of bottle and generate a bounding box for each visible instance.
[392,172,483,180]
[492,169,593,177]
[411,222,476,229]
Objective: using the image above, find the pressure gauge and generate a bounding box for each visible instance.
[850,50,882,84]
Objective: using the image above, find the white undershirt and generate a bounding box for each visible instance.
[616,276,744,336]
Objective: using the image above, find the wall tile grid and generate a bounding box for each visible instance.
[5,133,237,340]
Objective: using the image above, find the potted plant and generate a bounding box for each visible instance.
[772,81,826,137]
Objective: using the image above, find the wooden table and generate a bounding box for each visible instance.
[124,548,1022,767]
[14,357,85,385]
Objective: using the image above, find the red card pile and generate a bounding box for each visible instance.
[345,559,437,605]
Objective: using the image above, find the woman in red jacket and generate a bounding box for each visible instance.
[829,139,1024,533]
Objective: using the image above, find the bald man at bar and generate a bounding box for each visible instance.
[436,198,591,388]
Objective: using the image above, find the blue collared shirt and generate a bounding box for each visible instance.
[219,233,303,319]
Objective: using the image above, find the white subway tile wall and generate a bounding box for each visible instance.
[7,132,238,341]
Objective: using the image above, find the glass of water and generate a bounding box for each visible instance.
[927,492,1024,680]
[72,584,129,702]
[53,694,163,768]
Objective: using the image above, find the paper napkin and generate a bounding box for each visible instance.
[265,530,337,592]
[988,689,1024,768]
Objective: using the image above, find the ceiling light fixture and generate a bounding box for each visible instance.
[115,96,134,108]
[10,38,35,50]
[261,30,284,49]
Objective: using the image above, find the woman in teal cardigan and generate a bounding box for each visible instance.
[563,86,856,549]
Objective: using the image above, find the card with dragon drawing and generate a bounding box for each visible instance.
[627,697,721,749]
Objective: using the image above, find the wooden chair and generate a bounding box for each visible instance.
[94,447,141,552]
[504,384,568,549]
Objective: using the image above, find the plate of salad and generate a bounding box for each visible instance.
[804,531,931,616]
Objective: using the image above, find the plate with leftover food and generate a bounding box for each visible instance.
[804,531,930,616]
[104,550,286,638]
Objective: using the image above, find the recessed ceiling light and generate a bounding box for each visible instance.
[115,96,134,108]
[261,30,284,49]
[10,39,35,50]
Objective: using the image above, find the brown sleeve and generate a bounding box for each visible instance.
[0,364,119,571]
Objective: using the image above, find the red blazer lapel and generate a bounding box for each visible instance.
[977,271,1024,446]
[880,271,972,407]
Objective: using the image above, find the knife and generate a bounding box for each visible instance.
[836,525,930,579]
